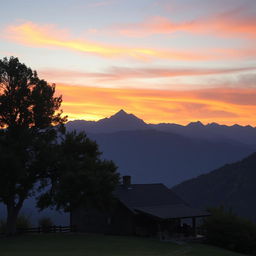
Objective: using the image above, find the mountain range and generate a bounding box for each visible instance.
[66,110,256,186]
[66,109,256,146]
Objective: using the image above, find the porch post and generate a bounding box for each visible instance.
[192,217,196,236]
[157,222,163,240]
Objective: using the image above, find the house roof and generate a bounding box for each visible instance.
[114,183,209,219]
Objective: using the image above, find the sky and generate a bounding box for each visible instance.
[1,0,256,125]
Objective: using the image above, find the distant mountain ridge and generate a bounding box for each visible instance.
[172,152,256,222]
[66,110,256,145]
[66,110,256,187]
[152,122,256,146]
[66,109,149,133]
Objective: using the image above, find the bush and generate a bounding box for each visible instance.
[203,206,256,255]
[38,217,53,232]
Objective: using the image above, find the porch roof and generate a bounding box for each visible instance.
[134,204,210,220]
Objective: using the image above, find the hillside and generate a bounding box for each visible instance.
[173,152,256,221]
[90,130,254,187]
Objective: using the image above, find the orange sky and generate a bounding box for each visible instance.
[56,84,256,126]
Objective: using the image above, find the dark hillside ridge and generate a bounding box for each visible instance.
[172,152,256,222]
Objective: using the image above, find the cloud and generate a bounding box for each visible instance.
[55,84,256,125]
[96,66,256,80]
[109,8,256,39]
[39,66,256,85]
[5,22,208,61]
[112,16,195,37]
[5,21,256,61]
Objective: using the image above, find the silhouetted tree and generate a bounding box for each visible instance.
[0,56,66,234]
[37,131,120,212]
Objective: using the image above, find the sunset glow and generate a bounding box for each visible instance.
[1,0,256,126]
[56,84,256,126]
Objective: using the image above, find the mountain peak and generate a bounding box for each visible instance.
[187,121,204,128]
[113,109,129,117]
[94,109,149,132]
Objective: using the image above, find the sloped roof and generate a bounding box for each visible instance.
[135,204,209,219]
[114,183,209,219]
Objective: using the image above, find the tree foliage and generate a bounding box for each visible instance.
[37,131,120,212]
[0,57,65,131]
[203,206,256,255]
[0,56,66,234]
[0,56,120,235]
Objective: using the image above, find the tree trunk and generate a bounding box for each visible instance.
[6,198,24,235]
[6,205,19,235]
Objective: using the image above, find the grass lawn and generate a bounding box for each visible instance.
[0,234,246,256]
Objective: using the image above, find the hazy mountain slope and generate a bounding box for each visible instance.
[172,153,256,221]
[89,130,255,187]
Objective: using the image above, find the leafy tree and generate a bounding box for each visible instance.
[0,57,120,235]
[37,131,120,212]
[0,56,66,234]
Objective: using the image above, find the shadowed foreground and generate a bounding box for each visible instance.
[0,234,246,256]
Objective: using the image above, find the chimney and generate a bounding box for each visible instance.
[123,175,131,187]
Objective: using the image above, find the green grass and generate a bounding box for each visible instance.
[0,234,246,256]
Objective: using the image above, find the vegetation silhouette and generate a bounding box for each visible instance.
[0,57,119,235]
[203,206,256,254]
[37,131,119,212]
[0,56,66,234]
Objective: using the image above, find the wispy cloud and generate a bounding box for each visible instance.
[108,8,256,39]
[39,66,256,84]
[5,22,208,61]
[5,21,256,62]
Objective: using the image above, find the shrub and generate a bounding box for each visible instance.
[203,206,256,255]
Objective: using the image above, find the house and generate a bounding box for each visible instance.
[70,176,210,238]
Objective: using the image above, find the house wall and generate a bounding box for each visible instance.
[71,202,135,235]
